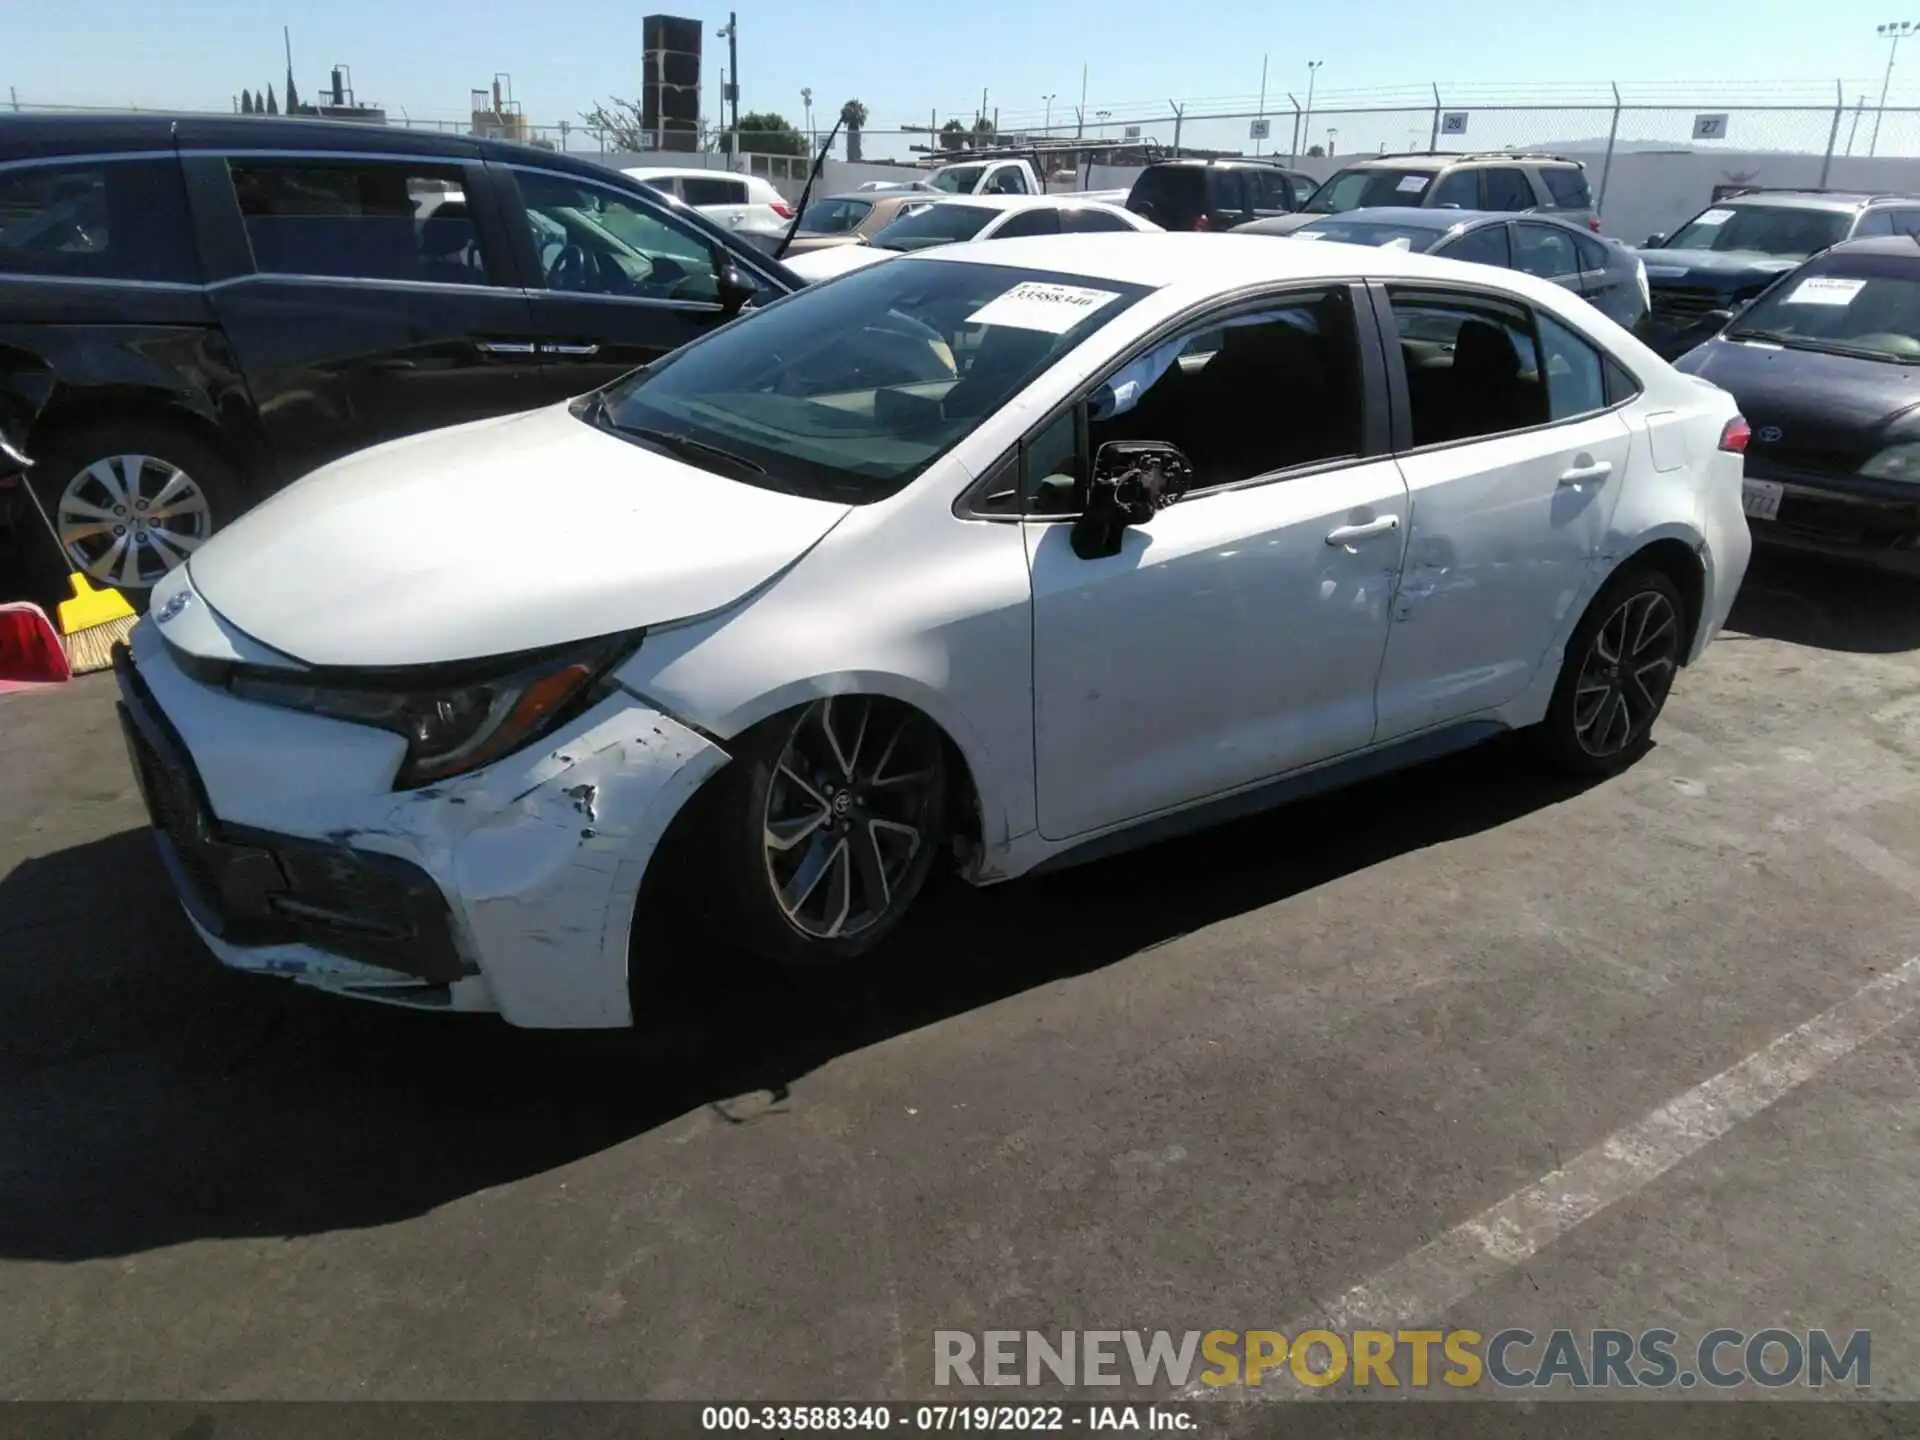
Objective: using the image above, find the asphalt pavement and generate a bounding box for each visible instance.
[2,550,1918,1408]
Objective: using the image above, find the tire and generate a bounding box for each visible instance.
[26,418,241,593]
[687,696,949,967]
[1532,564,1687,776]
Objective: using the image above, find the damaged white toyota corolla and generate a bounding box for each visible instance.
[117,233,1751,1027]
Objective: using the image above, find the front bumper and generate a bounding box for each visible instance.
[1743,458,1920,575]
[115,621,730,1027]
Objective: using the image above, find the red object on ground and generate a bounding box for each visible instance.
[0,601,71,684]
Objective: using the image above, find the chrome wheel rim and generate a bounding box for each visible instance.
[1574,589,1679,759]
[762,697,942,941]
[57,454,211,589]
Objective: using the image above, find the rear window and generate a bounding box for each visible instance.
[1306,168,1438,214]
[869,203,999,252]
[681,175,748,206]
[1542,167,1593,209]
[1294,220,1444,251]
[0,159,200,284]
[231,160,492,286]
[799,197,873,234]
[1127,167,1206,226]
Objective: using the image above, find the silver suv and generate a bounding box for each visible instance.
[1269,152,1600,235]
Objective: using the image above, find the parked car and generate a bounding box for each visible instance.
[1251,152,1600,238]
[1637,189,1920,360]
[782,195,1159,283]
[1236,207,1651,332]
[0,113,799,589]
[780,190,941,256]
[1123,157,1318,231]
[620,165,795,241]
[118,232,1749,1027]
[1672,236,1920,573]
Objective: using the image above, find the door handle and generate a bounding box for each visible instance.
[474,339,537,356]
[1325,515,1401,547]
[541,342,602,357]
[1559,459,1613,487]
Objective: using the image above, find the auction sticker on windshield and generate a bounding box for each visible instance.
[1694,208,1735,226]
[965,281,1122,334]
[1396,175,1429,193]
[1783,276,1867,306]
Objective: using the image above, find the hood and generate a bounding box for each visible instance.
[1678,337,1920,466]
[785,243,895,283]
[1234,213,1321,236]
[185,405,852,669]
[1637,248,1803,287]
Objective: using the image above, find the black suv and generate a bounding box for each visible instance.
[1123,158,1317,232]
[0,113,799,590]
[1638,189,1920,359]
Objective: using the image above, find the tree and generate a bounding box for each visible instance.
[1306,143,1325,157]
[720,111,807,158]
[938,118,969,152]
[971,115,995,149]
[240,88,254,115]
[840,98,868,163]
[285,69,300,114]
[265,83,278,115]
[580,96,648,151]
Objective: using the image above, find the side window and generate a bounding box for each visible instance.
[1440,224,1511,267]
[1061,208,1134,233]
[1535,313,1608,420]
[230,161,491,286]
[1023,408,1083,515]
[515,169,726,303]
[1541,168,1593,210]
[1604,356,1642,407]
[1513,223,1578,280]
[1208,170,1248,217]
[1482,168,1536,211]
[1853,209,1895,238]
[1430,169,1480,210]
[1386,290,1547,447]
[992,208,1061,239]
[985,166,1029,195]
[1253,171,1293,210]
[0,159,200,284]
[1572,232,1612,271]
[681,175,748,206]
[1894,209,1920,237]
[1086,289,1363,491]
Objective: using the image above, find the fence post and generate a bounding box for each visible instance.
[1820,79,1844,187]
[1170,102,1184,157]
[1596,82,1621,218]
[1289,95,1302,163]
[1428,84,1442,151]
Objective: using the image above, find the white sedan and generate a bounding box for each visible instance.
[119,234,1751,1027]
[783,194,1160,283]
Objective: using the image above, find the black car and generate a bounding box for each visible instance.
[1637,189,1920,360]
[0,113,799,590]
[1123,158,1316,232]
[1673,237,1920,574]
[1232,206,1651,333]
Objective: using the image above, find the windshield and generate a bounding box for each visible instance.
[869,203,999,251]
[1725,260,1920,361]
[1665,204,1850,259]
[799,197,872,234]
[587,259,1150,503]
[1294,219,1442,250]
[1307,168,1437,214]
[930,165,986,194]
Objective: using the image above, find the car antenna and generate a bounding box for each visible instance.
[774,116,845,263]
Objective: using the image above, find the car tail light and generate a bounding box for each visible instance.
[1588,215,1603,232]
[1192,213,1213,232]
[1719,416,1751,454]
[770,200,795,218]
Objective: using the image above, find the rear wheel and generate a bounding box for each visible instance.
[1534,565,1685,775]
[691,696,949,966]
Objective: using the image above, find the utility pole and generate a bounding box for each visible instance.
[1872,21,1915,158]
[1042,93,1055,135]
[1848,93,1867,155]
[1302,60,1323,155]
[1079,64,1088,138]
[801,86,813,150]
[1255,55,1268,155]
[717,13,740,160]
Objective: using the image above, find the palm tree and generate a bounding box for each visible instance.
[839,98,868,163]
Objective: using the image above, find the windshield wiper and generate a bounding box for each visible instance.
[606,421,766,475]
[1724,327,1789,344]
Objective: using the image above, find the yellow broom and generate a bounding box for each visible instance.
[14,462,139,675]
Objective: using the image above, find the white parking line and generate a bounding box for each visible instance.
[1180,954,1920,1400]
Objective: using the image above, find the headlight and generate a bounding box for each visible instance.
[1859,443,1920,481]
[229,635,637,789]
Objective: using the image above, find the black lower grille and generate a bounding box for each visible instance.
[1650,286,1726,320]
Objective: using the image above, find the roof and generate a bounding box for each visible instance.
[1716,191,1880,212]
[1818,235,1920,259]
[1296,206,1467,230]
[931,193,1138,213]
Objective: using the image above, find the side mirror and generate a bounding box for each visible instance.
[1644,232,1667,248]
[712,248,758,318]
[1070,441,1193,560]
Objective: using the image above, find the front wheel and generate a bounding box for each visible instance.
[690,697,949,966]
[1533,565,1686,775]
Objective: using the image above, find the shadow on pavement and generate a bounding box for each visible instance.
[1725,549,1920,654]
[0,737,1598,1262]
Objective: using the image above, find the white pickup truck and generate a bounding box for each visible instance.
[861,154,1118,200]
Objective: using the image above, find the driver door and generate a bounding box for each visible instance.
[494,163,754,406]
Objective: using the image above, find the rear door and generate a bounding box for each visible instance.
[1206,170,1253,230]
[1511,221,1586,301]
[1481,167,1537,213]
[191,149,539,486]
[1247,169,1295,223]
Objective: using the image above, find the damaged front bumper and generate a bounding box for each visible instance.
[116,622,729,1028]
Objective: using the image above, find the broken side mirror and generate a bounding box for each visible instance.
[712,247,758,318]
[1070,441,1194,560]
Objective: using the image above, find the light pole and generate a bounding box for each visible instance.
[1043,93,1056,135]
[1326,126,1338,156]
[1302,60,1323,159]
[716,13,739,162]
[801,86,813,150]
[1255,54,1268,155]
[1873,20,1916,157]
[1096,107,1112,139]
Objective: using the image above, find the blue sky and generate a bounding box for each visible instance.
[3,0,1906,149]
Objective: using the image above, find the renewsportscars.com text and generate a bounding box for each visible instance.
[933,1328,1871,1391]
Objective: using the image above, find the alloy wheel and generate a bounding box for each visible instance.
[1573,588,1680,759]
[56,454,211,589]
[761,697,943,941]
